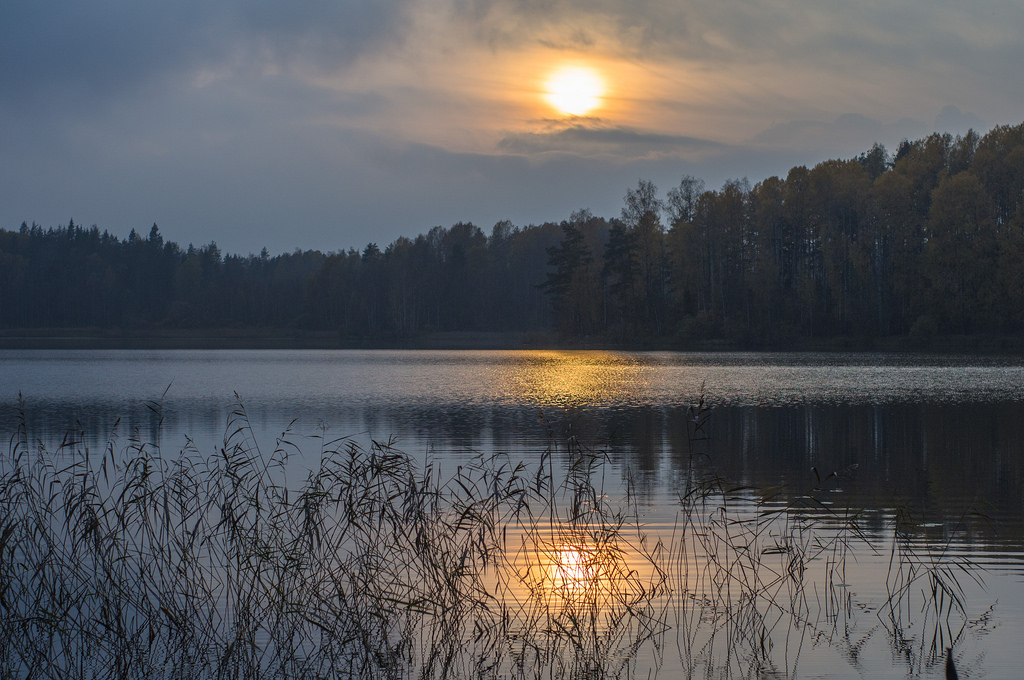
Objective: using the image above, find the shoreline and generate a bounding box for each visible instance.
[2,328,1024,354]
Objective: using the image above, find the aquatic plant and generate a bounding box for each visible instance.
[0,396,985,679]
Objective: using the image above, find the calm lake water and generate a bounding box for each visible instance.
[2,349,1023,678]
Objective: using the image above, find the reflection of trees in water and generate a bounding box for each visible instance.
[500,401,1024,532]
[7,395,1022,540]
[202,398,1024,535]
[386,400,1024,543]
[0,398,230,454]
[698,402,1024,529]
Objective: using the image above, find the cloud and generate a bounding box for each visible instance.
[0,0,410,107]
[752,114,927,157]
[449,0,691,55]
[448,0,1021,66]
[498,123,729,161]
[934,105,986,136]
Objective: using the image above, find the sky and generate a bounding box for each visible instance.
[2,0,1020,256]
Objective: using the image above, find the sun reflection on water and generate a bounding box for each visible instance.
[550,545,592,591]
[545,543,614,600]
[500,351,648,408]
[506,526,664,621]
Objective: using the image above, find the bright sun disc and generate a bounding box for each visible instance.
[545,66,604,116]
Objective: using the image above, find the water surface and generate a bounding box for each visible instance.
[2,349,1022,678]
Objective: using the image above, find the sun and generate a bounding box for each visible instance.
[544,66,604,117]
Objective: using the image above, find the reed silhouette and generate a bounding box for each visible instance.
[0,396,986,679]
[946,648,959,680]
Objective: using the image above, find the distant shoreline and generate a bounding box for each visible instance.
[3,328,1024,354]
[0,329,560,351]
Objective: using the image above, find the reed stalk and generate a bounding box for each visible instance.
[0,396,985,679]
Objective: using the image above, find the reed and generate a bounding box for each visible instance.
[0,396,985,679]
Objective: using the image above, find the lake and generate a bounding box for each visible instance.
[2,349,1023,678]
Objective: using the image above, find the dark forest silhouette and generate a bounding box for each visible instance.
[3,122,1024,348]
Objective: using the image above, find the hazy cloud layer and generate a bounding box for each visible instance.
[499,124,729,160]
[752,114,928,156]
[1,0,1020,254]
[0,1,408,96]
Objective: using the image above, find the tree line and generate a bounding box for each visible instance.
[2,122,1023,347]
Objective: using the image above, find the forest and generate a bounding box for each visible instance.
[2,122,1023,349]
